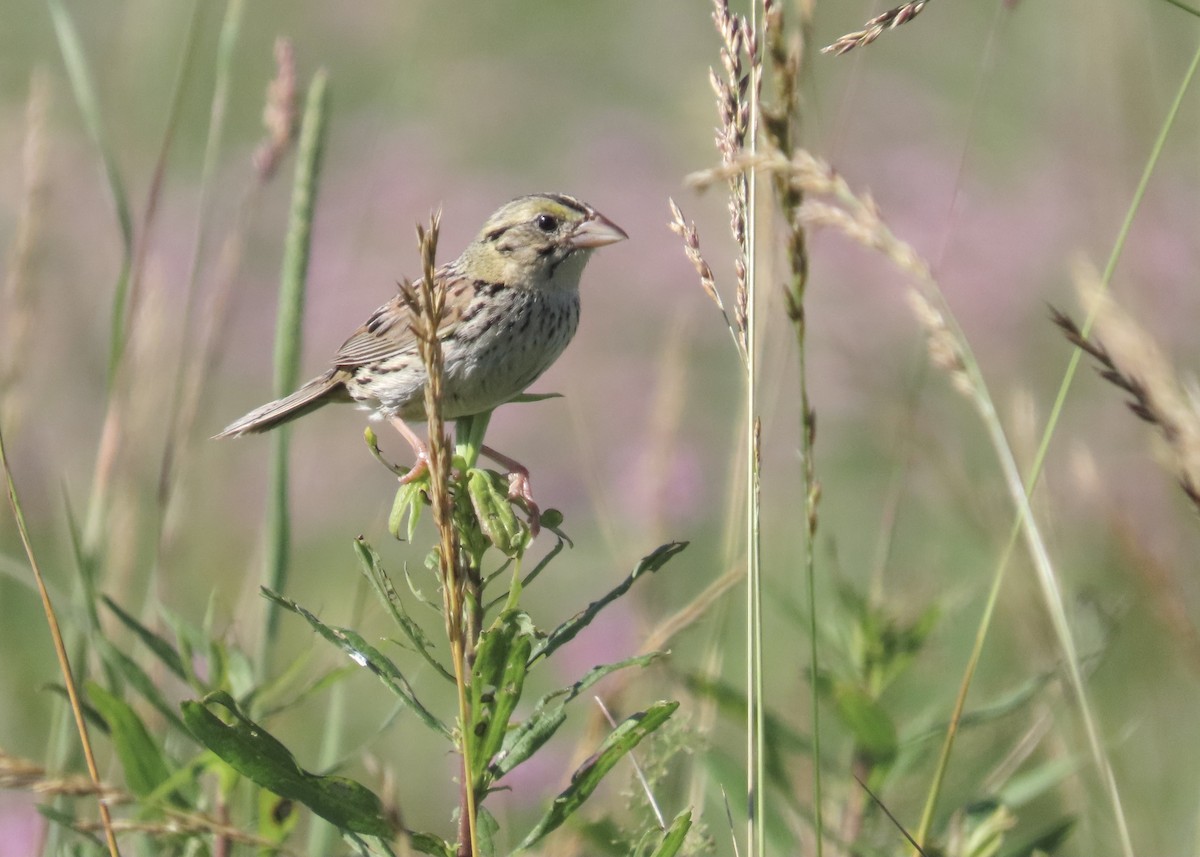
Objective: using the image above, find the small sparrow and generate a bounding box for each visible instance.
[216,193,627,526]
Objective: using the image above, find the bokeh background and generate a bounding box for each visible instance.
[2,1,1200,854]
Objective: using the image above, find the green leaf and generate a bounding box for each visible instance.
[832,683,896,764]
[475,806,500,857]
[649,809,693,857]
[388,478,426,542]
[182,691,392,837]
[493,653,663,780]
[407,831,454,857]
[86,681,173,800]
[354,537,452,681]
[94,639,187,734]
[467,468,528,557]
[515,700,678,851]
[102,596,188,680]
[264,589,451,738]
[468,611,534,793]
[531,542,687,663]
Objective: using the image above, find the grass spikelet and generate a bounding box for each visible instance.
[254,38,298,182]
[1053,262,1200,514]
[822,1,929,56]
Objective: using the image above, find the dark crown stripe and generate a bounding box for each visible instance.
[534,193,589,215]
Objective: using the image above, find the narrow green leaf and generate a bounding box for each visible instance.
[531,542,687,663]
[263,588,451,737]
[515,700,678,851]
[649,809,693,857]
[94,639,187,734]
[102,596,187,680]
[354,537,452,681]
[388,478,425,542]
[86,682,172,799]
[493,653,663,780]
[468,611,533,792]
[182,691,392,837]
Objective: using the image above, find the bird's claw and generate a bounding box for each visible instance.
[507,471,541,538]
[399,449,431,485]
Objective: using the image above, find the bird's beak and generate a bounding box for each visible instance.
[568,212,628,249]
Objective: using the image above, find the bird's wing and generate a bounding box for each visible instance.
[333,271,474,369]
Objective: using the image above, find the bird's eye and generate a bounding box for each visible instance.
[535,213,559,232]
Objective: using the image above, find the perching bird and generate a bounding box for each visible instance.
[215,193,627,526]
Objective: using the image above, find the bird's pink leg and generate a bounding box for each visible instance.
[481,443,541,536]
[390,417,432,484]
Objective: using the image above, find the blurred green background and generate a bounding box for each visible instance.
[2,1,1200,854]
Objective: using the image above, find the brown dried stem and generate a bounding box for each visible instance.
[400,215,479,857]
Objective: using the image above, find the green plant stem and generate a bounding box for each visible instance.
[456,411,492,469]
[259,70,329,675]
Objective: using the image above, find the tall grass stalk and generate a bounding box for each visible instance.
[744,10,765,857]
[259,69,329,673]
[759,3,820,851]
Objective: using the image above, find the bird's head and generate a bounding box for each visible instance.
[460,193,627,290]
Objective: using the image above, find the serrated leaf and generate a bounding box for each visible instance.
[86,681,173,800]
[832,683,896,764]
[649,809,693,857]
[492,653,663,780]
[263,589,451,738]
[468,611,533,793]
[531,542,687,663]
[515,700,678,851]
[182,691,392,837]
[354,537,452,681]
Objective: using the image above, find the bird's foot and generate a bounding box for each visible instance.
[506,469,541,538]
[399,449,431,485]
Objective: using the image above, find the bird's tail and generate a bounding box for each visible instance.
[213,372,346,438]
